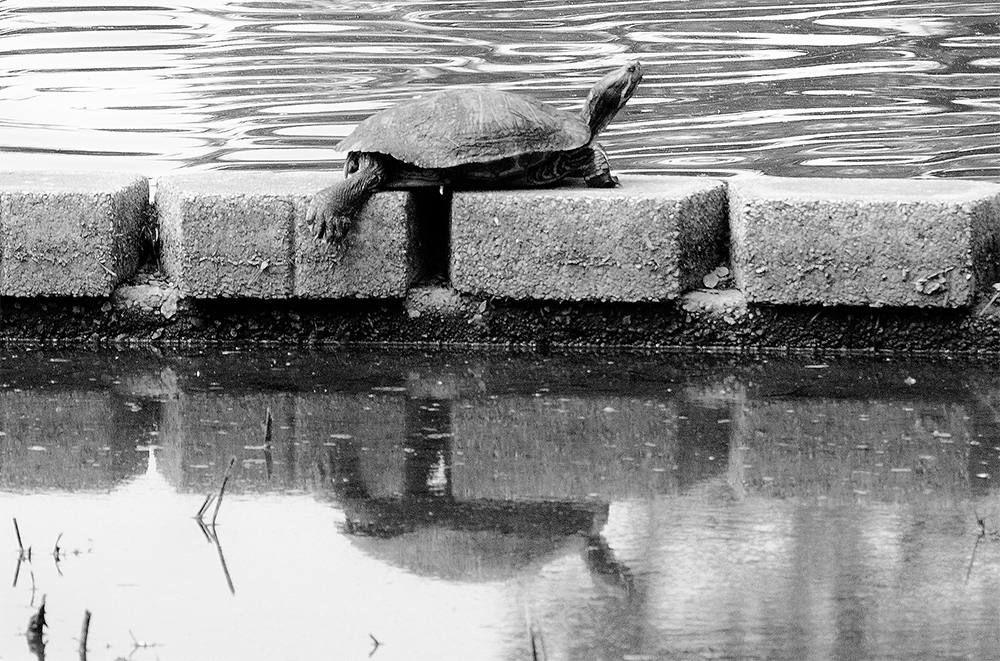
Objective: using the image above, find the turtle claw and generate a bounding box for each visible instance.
[307,186,353,246]
[317,215,352,246]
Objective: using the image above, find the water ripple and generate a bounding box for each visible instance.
[0,0,998,179]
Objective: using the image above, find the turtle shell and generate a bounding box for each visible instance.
[337,88,593,170]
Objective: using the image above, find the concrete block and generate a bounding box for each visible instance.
[450,176,727,302]
[295,188,418,299]
[729,177,1000,307]
[156,172,416,299]
[0,171,148,296]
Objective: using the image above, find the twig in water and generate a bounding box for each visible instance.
[194,518,237,594]
[966,530,984,584]
[195,493,216,520]
[530,626,543,661]
[79,610,91,661]
[263,408,274,479]
[525,607,547,661]
[12,554,23,588]
[13,518,24,552]
[264,408,273,447]
[211,457,236,526]
[13,518,31,561]
[12,518,34,588]
[967,513,988,584]
[13,555,37,592]
[211,523,236,595]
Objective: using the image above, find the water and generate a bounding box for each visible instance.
[3,0,999,181]
[3,348,1000,660]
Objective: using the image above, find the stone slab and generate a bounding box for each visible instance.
[295,185,419,299]
[450,176,727,302]
[156,172,416,299]
[729,177,1000,307]
[0,171,148,296]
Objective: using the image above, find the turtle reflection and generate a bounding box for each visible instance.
[322,398,629,586]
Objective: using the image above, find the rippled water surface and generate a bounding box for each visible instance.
[4,348,1000,660]
[2,0,999,180]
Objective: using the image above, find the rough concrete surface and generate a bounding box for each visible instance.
[12,171,1000,353]
[450,176,728,302]
[0,171,148,296]
[157,172,416,299]
[294,187,417,299]
[729,177,1000,307]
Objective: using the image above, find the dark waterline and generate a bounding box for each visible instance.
[3,347,1000,660]
[2,0,999,180]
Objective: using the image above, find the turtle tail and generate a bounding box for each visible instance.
[307,153,388,245]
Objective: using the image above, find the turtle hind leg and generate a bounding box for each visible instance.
[581,142,619,188]
[307,153,388,245]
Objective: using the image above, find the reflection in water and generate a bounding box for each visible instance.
[4,350,1000,659]
[1,2,998,179]
[25,597,45,661]
[326,397,610,582]
[195,518,235,595]
[582,533,635,597]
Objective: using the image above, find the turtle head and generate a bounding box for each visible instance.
[581,61,643,138]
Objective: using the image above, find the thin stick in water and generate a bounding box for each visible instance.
[195,493,215,520]
[525,606,547,661]
[211,458,236,526]
[79,610,91,661]
[213,529,236,595]
[263,408,274,478]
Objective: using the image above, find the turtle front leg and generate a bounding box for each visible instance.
[582,142,619,188]
[306,153,388,245]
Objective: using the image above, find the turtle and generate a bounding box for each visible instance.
[306,61,643,245]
